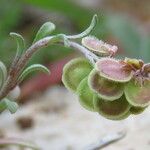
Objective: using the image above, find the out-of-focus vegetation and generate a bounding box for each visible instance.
[0,0,150,68]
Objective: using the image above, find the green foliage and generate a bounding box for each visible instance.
[0,98,19,114]
[0,61,7,88]
[77,77,95,111]
[18,64,50,82]
[33,22,56,43]
[10,32,25,57]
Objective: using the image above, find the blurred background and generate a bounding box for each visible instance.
[0,0,150,150]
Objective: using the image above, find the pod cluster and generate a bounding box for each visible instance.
[62,36,150,120]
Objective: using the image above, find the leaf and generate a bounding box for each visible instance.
[0,61,7,88]
[62,58,93,92]
[18,64,50,82]
[88,69,124,101]
[77,77,95,111]
[10,32,25,57]
[94,95,130,120]
[67,14,98,39]
[33,22,56,43]
[0,99,19,114]
[96,58,133,83]
[124,80,150,107]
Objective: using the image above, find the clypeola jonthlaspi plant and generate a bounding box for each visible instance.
[0,14,150,121]
[62,23,150,121]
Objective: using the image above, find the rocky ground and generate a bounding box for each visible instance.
[0,86,150,150]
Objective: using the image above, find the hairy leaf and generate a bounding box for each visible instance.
[0,98,19,114]
[124,80,150,107]
[77,77,95,111]
[88,69,124,101]
[0,61,7,88]
[96,58,133,82]
[33,22,56,43]
[62,58,93,92]
[94,95,130,120]
[10,32,25,57]
[18,64,50,82]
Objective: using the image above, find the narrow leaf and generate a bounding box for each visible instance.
[18,64,50,82]
[33,22,56,43]
[0,100,7,113]
[0,61,7,88]
[67,14,98,39]
[4,99,19,114]
[10,32,25,57]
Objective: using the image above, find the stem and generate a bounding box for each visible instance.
[0,36,99,100]
[0,138,40,150]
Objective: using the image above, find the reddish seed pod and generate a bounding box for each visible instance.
[95,58,133,83]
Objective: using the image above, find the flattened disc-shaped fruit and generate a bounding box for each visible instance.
[125,80,150,107]
[88,69,124,101]
[62,58,93,92]
[94,95,130,120]
[82,36,109,56]
[130,107,146,115]
[96,58,133,83]
[77,77,95,111]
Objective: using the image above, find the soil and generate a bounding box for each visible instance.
[0,86,149,150]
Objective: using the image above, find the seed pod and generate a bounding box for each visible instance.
[130,106,146,115]
[82,36,118,56]
[94,95,130,120]
[77,77,95,111]
[62,58,93,92]
[96,58,133,83]
[124,80,150,107]
[88,69,124,101]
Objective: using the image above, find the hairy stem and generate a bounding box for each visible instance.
[0,36,99,100]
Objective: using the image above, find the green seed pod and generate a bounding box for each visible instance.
[62,58,93,92]
[96,58,133,83]
[77,77,95,111]
[124,80,150,107]
[93,95,130,120]
[88,69,124,101]
[130,106,146,115]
